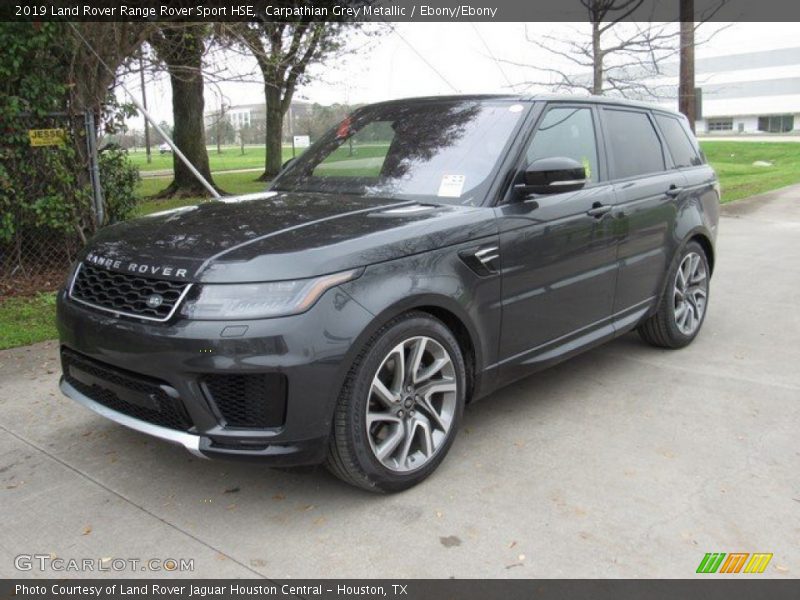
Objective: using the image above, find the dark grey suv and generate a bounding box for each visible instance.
[57,95,719,492]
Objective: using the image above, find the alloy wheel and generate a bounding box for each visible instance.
[365,336,457,472]
[673,252,708,335]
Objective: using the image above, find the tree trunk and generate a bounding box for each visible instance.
[591,22,603,95]
[153,26,218,198]
[679,0,696,131]
[259,83,283,181]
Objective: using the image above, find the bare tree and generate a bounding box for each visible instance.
[506,1,680,98]
[65,23,154,115]
[62,23,154,233]
[223,21,361,180]
[507,0,727,103]
[150,24,219,198]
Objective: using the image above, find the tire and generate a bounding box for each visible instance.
[638,240,710,349]
[325,312,466,493]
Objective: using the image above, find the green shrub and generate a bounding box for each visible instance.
[100,145,140,223]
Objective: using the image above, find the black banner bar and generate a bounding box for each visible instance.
[2,580,800,600]
[3,0,800,23]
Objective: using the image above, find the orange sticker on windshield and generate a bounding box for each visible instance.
[336,116,353,139]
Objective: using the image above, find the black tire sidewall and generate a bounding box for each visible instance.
[342,314,466,492]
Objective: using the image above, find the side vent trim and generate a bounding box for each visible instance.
[459,244,500,276]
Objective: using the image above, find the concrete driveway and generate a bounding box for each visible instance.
[1,186,798,579]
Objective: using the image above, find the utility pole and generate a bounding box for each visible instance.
[679,0,696,132]
[138,51,152,163]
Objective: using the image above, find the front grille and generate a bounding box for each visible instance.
[70,263,189,321]
[203,374,287,429]
[62,349,193,432]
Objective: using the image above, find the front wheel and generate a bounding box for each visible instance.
[325,312,466,493]
[638,241,710,349]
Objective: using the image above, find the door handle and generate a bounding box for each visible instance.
[586,203,612,218]
[665,185,683,197]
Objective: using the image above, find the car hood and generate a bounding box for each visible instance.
[81,191,496,283]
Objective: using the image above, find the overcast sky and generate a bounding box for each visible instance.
[122,22,800,129]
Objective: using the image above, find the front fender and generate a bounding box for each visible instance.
[339,243,503,399]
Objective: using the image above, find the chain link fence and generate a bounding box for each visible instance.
[1,112,98,297]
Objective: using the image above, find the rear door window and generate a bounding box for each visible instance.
[603,109,665,179]
[654,114,703,168]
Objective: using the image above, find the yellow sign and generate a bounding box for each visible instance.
[28,128,67,147]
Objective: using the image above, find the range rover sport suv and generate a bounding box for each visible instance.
[57,95,719,492]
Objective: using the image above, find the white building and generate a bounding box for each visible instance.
[692,47,800,134]
[204,102,313,137]
[650,47,800,135]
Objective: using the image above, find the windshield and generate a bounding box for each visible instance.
[272,99,527,205]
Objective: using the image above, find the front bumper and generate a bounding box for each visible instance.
[56,285,374,465]
[59,377,328,464]
[60,377,204,456]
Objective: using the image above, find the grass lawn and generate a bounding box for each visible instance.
[0,293,58,351]
[133,144,392,215]
[700,141,800,203]
[129,145,301,172]
[134,171,270,216]
[129,143,390,173]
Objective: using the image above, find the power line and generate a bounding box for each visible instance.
[384,22,460,93]
[471,23,514,88]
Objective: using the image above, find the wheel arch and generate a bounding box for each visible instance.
[412,304,477,404]
[690,231,715,275]
[650,227,715,317]
[343,294,483,404]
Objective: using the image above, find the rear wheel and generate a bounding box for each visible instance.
[326,312,466,493]
[638,241,710,348]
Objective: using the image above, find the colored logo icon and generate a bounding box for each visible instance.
[697,553,773,574]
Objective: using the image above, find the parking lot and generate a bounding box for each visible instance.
[1,187,798,579]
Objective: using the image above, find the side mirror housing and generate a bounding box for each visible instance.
[281,157,297,171]
[515,157,587,197]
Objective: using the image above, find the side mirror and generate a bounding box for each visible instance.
[515,157,587,197]
[281,157,297,171]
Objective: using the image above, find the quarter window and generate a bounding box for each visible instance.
[603,109,665,179]
[526,107,599,182]
[655,114,703,168]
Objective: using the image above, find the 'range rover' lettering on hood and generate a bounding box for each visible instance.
[79,192,496,283]
[85,252,189,279]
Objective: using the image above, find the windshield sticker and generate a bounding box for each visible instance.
[437,174,466,198]
[509,104,524,113]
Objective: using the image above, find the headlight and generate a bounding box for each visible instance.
[179,268,361,320]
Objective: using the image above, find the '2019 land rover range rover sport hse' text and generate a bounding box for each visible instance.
[57,95,719,492]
